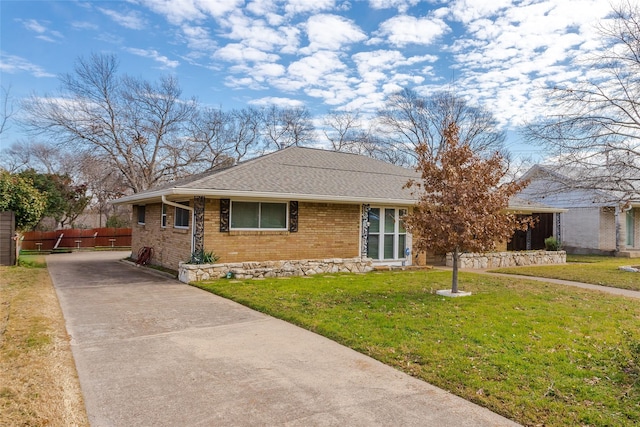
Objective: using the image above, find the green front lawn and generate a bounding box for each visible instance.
[490,255,640,291]
[194,270,640,427]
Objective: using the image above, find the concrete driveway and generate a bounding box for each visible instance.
[47,251,519,427]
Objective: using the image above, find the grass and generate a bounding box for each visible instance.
[490,255,640,291]
[0,255,88,426]
[194,270,640,427]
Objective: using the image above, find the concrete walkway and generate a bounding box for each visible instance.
[47,251,519,427]
[451,268,640,300]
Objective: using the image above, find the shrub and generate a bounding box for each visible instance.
[544,236,560,251]
[189,249,220,264]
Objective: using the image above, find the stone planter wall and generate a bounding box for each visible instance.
[179,257,374,283]
[446,250,566,269]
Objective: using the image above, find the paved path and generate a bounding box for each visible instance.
[47,251,519,427]
[452,268,640,300]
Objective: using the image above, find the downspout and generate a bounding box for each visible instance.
[162,195,195,254]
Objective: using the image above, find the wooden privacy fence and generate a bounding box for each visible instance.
[21,228,132,251]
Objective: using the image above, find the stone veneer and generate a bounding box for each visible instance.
[179,257,374,283]
[446,250,566,269]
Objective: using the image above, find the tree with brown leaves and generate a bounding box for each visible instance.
[404,122,531,294]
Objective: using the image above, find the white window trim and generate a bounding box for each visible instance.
[368,207,407,262]
[161,204,167,228]
[174,203,190,229]
[230,200,289,231]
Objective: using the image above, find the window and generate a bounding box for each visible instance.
[161,204,167,228]
[174,202,190,228]
[137,205,146,225]
[367,207,407,260]
[231,201,287,229]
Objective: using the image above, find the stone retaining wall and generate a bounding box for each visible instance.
[446,250,566,269]
[179,257,374,283]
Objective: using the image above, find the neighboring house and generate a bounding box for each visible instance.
[114,147,564,272]
[519,165,640,257]
[506,196,566,251]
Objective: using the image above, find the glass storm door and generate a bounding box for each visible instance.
[627,209,635,247]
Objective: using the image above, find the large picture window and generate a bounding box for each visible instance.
[174,202,190,228]
[367,207,407,260]
[231,201,287,229]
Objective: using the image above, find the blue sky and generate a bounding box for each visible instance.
[0,0,614,159]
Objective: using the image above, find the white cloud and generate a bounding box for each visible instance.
[136,0,243,24]
[197,0,245,18]
[19,19,63,42]
[441,0,614,128]
[284,0,335,16]
[181,25,217,53]
[98,8,146,30]
[447,0,514,24]
[368,0,420,13]
[21,19,47,33]
[373,14,450,47]
[302,14,367,53]
[223,13,300,53]
[249,96,305,107]
[71,21,99,31]
[245,0,284,25]
[124,48,180,68]
[214,43,279,63]
[0,53,55,78]
[286,51,348,88]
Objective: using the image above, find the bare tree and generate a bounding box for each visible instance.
[227,107,262,162]
[525,1,640,201]
[2,141,78,175]
[0,85,15,137]
[322,109,366,152]
[262,105,315,150]
[404,122,531,293]
[77,152,130,227]
[188,107,235,170]
[22,53,199,193]
[376,89,506,164]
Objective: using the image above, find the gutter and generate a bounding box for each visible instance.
[114,188,418,207]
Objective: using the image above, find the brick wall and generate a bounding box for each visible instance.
[203,199,361,264]
[563,207,600,250]
[599,207,617,251]
[132,200,363,270]
[132,204,192,270]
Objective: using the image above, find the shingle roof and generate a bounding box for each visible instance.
[116,146,421,205]
[116,146,563,212]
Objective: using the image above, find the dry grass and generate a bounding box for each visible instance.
[0,256,88,426]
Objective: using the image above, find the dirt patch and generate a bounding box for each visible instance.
[0,263,89,426]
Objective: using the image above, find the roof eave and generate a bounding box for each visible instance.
[112,187,417,206]
[508,205,568,214]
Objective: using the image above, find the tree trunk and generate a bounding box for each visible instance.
[451,246,459,293]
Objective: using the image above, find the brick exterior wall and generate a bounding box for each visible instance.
[599,207,617,251]
[132,204,192,270]
[562,207,600,250]
[203,199,361,264]
[132,200,364,270]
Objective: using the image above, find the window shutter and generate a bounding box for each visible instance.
[220,199,230,232]
[289,201,298,232]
